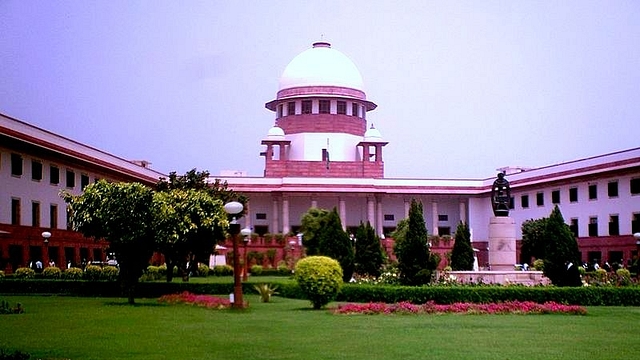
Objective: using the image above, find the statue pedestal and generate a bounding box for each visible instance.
[488,216,516,271]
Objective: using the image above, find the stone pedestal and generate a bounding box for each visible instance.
[488,216,516,271]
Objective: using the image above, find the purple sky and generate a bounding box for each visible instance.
[1,1,639,179]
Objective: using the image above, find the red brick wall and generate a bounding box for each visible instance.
[276,114,365,136]
[265,160,384,178]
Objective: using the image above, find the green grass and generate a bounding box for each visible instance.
[1,295,640,360]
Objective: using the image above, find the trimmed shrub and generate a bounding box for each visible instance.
[101,266,119,281]
[158,264,167,276]
[0,270,5,279]
[250,265,263,275]
[294,256,343,309]
[140,266,161,282]
[42,267,62,279]
[84,265,103,281]
[212,265,233,276]
[533,259,544,271]
[197,264,210,277]
[63,267,83,280]
[14,268,35,279]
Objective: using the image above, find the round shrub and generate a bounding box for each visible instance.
[616,268,631,286]
[0,270,5,279]
[84,264,103,281]
[140,266,161,282]
[251,265,263,275]
[212,265,233,276]
[158,263,167,276]
[102,265,119,281]
[533,259,544,271]
[197,264,210,277]
[14,267,35,279]
[294,256,343,309]
[64,267,83,280]
[42,266,62,279]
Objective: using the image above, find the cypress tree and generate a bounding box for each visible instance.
[315,208,355,282]
[450,222,475,270]
[542,205,581,286]
[354,221,385,277]
[393,199,432,285]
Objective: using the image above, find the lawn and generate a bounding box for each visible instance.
[1,294,639,360]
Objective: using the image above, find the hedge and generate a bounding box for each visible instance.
[2,279,640,306]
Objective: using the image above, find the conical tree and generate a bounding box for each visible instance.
[542,205,581,286]
[393,199,432,285]
[315,208,355,282]
[450,222,475,270]
[354,221,385,277]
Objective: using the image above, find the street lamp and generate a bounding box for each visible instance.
[223,201,245,309]
[42,231,51,267]
[241,227,252,281]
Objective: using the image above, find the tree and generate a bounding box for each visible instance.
[354,221,385,277]
[520,205,581,286]
[300,207,355,282]
[156,169,245,281]
[393,199,433,285]
[300,208,330,256]
[63,180,156,304]
[450,222,474,271]
[152,189,228,282]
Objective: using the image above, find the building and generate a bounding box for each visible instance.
[1,41,639,274]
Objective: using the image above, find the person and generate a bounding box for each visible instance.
[48,260,55,267]
[35,260,43,273]
[563,261,582,287]
[522,263,529,271]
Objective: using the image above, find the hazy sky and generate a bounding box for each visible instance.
[1,1,639,179]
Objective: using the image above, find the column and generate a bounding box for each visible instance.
[244,200,252,230]
[282,197,290,235]
[459,201,466,224]
[376,196,383,237]
[432,201,439,236]
[272,198,279,234]
[311,199,317,209]
[279,144,287,161]
[404,199,410,218]
[339,198,347,231]
[367,197,376,230]
[362,145,370,162]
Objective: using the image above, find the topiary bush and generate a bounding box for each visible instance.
[158,263,167,276]
[14,268,35,279]
[101,265,119,281]
[84,265,103,281]
[140,266,161,282]
[533,259,544,271]
[197,264,210,277]
[0,271,5,279]
[42,266,62,279]
[294,256,343,309]
[63,267,83,280]
[212,265,233,276]
[250,265,263,275]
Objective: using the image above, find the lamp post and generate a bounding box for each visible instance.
[223,201,245,309]
[241,227,252,281]
[42,231,51,267]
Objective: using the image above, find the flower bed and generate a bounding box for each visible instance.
[158,292,231,309]
[333,301,587,315]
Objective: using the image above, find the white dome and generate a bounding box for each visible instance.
[265,125,285,141]
[278,42,365,92]
[364,124,384,142]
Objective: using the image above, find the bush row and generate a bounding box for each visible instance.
[3,279,640,306]
[10,266,119,281]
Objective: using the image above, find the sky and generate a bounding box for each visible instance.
[1,1,639,179]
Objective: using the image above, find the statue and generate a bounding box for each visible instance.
[491,172,511,217]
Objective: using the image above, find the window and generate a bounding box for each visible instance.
[438,227,451,236]
[631,178,640,195]
[569,187,578,203]
[521,195,529,209]
[633,213,640,234]
[319,100,330,114]
[536,192,544,206]
[570,218,579,238]
[337,101,346,115]
[608,181,618,197]
[588,217,598,237]
[438,214,448,222]
[302,100,312,114]
[66,170,75,188]
[551,190,560,204]
[31,160,43,181]
[50,204,58,229]
[11,153,22,176]
[588,184,597,200]
[352,103,359,117]
[384,214,395,221]
[509,196,515,209]
[253,225,268,236]
[11,198,21,225]
[50,165,60,185]
[32,202,40,227]
[255,213,267,220]
[609,215,619,236]
[81,174,90,190]
[287,102,295,116]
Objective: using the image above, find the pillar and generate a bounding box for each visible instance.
[459,201,466,224]
[376,196,383,237]
[339,198,347,231]
[367,197,375,230]
[272,198,279,234]
[432,201,439,236]
[282,197,290,235]
[404,199,410,218]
